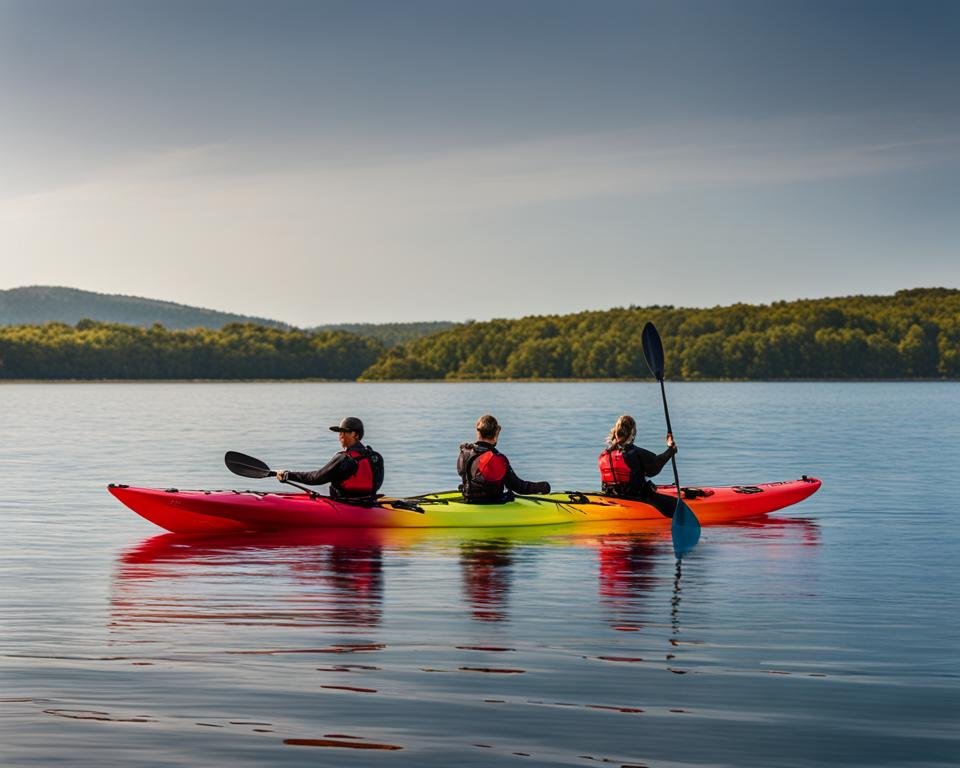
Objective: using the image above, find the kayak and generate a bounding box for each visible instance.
[108,477,821,534]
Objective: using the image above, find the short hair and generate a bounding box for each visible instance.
[475,414,501,440]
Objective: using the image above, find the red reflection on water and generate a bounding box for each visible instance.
[284,737,402,750]
[597,532,666,632]
[460,541,513,622]
[112,530,386,631]
[584,704,644,714]
[728,516,822,547]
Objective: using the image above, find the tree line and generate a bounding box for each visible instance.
[360,288,960,380]
[310,321,457,347]
[1,289,957,380]
[0,321,382,380]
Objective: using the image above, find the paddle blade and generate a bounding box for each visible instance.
[224,451,275,479]
[671,497,701,558]
[641,322,665,380]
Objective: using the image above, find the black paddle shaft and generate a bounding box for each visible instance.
[642,322,681,490]
[658,378,682,490]
[641,321,701,550]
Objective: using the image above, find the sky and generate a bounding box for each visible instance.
[1,0,958,326]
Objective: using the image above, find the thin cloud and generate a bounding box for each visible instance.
[5,113,959,219]
[1,112,957,318]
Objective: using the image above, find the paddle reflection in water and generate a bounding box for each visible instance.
[594,528,704,668]
[112,530,385,631]
[596,517,821,634]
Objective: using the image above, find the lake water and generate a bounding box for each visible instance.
[1,382,958,767]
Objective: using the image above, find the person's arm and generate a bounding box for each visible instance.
[635,444,676,478]
[504,464,551,495]
[285,453,356,486]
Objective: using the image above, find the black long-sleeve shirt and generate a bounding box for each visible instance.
[285,442,364,494]
[622,443,675,478]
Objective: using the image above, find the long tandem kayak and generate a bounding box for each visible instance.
[108,476,821,534]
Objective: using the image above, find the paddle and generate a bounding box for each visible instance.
[641,322,701,557]
[224,450,317,497]
[225,451,275,479]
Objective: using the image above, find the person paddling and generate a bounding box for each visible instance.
[458,414,551,502]
[598,414,678,517]
[276,417,384,501]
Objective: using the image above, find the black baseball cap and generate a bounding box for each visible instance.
[329,416,364,439]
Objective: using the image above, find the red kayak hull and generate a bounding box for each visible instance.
[108,477,821,535]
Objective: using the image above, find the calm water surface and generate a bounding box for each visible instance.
[1,382,958,767]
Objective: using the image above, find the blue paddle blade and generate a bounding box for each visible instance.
[671,497,701,559]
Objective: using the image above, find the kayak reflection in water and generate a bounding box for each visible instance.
[457,414,551,503]
[460,540,514,622]
[598,414,678,518]
[291,543,384,628]
[597,534,662,631]
[275,416,384,502]
[112,531,385,630]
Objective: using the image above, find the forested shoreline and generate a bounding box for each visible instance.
[1,289,958,380]
[363,288,958,380]
[0,322,383,380]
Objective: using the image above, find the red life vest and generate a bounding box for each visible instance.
[461,444,510,500]
[598,447,632,487]
[336,445,384,497]
[474,450,508,483]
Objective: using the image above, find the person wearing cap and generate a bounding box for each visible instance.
[275,417,384,500]
[457,414,551,503]
[598,414,678,517]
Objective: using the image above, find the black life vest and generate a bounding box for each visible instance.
[334,445,384,498]
[459,443,510,501]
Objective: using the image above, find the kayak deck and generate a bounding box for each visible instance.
[109,477,821,534]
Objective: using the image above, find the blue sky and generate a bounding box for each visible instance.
[1,0,958,325]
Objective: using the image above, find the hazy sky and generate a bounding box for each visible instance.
[1,0,958,325]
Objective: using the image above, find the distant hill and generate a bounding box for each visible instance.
[0,286,289,330]
[311,321,458,347]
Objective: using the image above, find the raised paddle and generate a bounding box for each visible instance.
[641,322,701,557]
